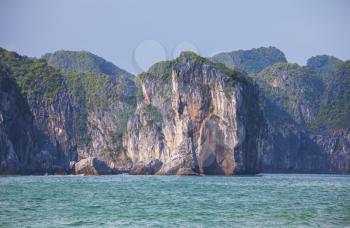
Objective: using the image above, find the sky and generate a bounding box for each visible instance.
[0,0,349,74]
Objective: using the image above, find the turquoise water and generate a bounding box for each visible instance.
[0,174,349,227]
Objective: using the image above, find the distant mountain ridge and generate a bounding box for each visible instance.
[42,50,133,78]
[306,55,343,81]
[211,46,287,74]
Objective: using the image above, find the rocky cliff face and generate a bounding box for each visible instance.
[43,50,137,172]
[213,47,350,174]
[0,69,33,174]
[124,52,265,175]
[257,63,324,125]
[1,46,349,175]
[0,49,77,174]
[0,48,136,174]
[310,61,350,173]
[257,61,350,173]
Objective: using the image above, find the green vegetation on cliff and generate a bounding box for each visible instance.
[306,55,343,81]
[1,48,137,158]
[42,50,133,78]
[179,51,245,82]
[64,68,136,150]
[144,104,162,125]
[147,60,174,81]
[257,62,324,124]
[211,47,287,74]
[0,48,66,100]
[313,61,350,129]
[139,51,246,83]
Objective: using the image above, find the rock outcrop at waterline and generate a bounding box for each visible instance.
[124,52,266,175]
[73,157,119,175]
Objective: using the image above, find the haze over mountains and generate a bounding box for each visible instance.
[0,46,349,175]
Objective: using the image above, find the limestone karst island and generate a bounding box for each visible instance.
[1,0,349,227]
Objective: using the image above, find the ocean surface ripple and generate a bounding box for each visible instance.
[0,174,349,227]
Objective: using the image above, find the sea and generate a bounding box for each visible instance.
[0,174,349,227]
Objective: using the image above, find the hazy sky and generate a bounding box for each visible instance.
[1,0,349,74]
